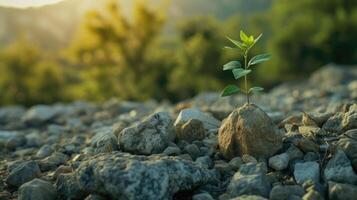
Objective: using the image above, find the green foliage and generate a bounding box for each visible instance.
[221,30,271,104]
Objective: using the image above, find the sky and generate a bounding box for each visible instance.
[0,0,64,8]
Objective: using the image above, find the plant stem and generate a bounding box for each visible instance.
[244,52,250,104]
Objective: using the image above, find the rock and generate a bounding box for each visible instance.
[39,152,69,171]
[268,153,289,170]
[90,126,118,153]
[25,132,44,147]
[229,157,243,170]
[303,152,319,162]
[322,113,344,133]
[54,166,73,179]
[218,104,282,159]
[6,161,41,187]
[175,108,221,130]
[230,195,268,200]
[286,145,304,160]
[163,146,181,156]
[0,191,11,200]
[0,106,25,124]
[0,131,18,144]
[227,163,271,198]
[196,156,213,169]
[22,105,58,125]
[242,154,258,164]
[184,144,201,160]
[298,126,326,137]
[192,193,214,200]
[337,129,357,171]
[5,135,26,150]
[269,185,305,200]
[302,190,323,200]
[328,181,357,200]
[293,138,319,153]
[71,152,215,200]
[118,112,176,155]
[36,144,54,159]
[293,161,320,184]
[176,119,206,143]
[342,104,357,130]
[56,174,87,200]
[309,64,355,87]
[324,150,357,184]
[18,179,56,200]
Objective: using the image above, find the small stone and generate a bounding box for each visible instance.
[294,138,319,153]
[230,195,268,200]
[184,144,201,160]
[229,157,243,170]
[302,190,323,200]
[175,108,221,130]
[19,179,56,200]
[56,174,87,200]
[176,119,205,143]
[36,145,54,159]
[286,145,304,160]
[324,150,357,184]
[303,152,319,162]
[269,185,305,200]
[85,194,106,200]
[242,154,258,164]
[162,146,181,156]
[218,104,282,159]
[269,153,289,170]
[39,152,69,171]
[328,181,357,200]
[293,161,320,184]
[90,126,118,154]
[54,166,73,179]
[6,161,41,187]
[196,156,213,168]
[22,105,58,125]
[192,193,214,200]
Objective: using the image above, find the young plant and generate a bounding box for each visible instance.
[221,30,271,104]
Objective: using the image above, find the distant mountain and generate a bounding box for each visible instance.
[0,0,271,50]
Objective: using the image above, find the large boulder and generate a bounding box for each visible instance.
[218,104,282,159]
[118,112,176,155]
[67,152,215,200]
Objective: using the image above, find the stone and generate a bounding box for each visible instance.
[230,195,268,200]
[162,146,181,156]
[322,113,344,134]
[56,174,87,200]
[118,112,176,155]
[192,193,214,200]
[268,153,289,170]
[324,150,357,184]
[269,185,305,200]
[302,190,323,200]
[90,126,118,153]
[39,152,69,171]
[18,179,56,200]
[328,181,357,200]
[286,145,304,160]
[184,144,201,160]
[227,163,270,198]
[25,132,44,147]
[218,104,282,159]
[6,161,41,187]
[22,105,58,125]
[342,104,357,130]
[293,161,320,184]
[304,152,319,162]
[176,119,206,143]
[293,138,319,153]
[337,129,357,171]
[70,152,215,200]
[0,106,25,124]
[85,194,107,200]
[196,156,213,168]
[242,154,258,164]
[298,126,326,137]
[175,108,221,130]
[36,144,54,159]
[54,166,73,179]
[229,157,243,170]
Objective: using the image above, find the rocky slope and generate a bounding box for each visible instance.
[0,64,357,200]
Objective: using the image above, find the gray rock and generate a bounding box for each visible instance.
[6,161,41,187]
[230,195,268,200]
[56,174,87,200]
[118,112,176,155]
[36,144,54,159]
[324,150,357,184]
[162,146,181,156]
[0,106,25,124]
[196,156,213,168]
[71,152,215,200]
[322,113,344,134]
[304,152,319,162]
[192,193,214,200]
[18,179,56,200]
[91,126,118,153]
[337,129,357,170]
[22,105,58,125]
[184,144,201,160]
[175,108,221,130]
[269,185,305,200]
[39,152,69,171]
[342,104,357,130]
[286,145,304,160]
[328,181,357,200]
[0,130,18,143]
[85,194,107,200]
[229,157,243,170]
[268,153,289,170]
[227,163,270,198]
[218,104,282,159]
[25,132,44,147]
[293,161,320,184]
[176,119,206,143]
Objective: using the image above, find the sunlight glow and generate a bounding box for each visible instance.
[0,0,64,8]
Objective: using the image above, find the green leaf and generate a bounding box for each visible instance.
[248,87,264,94]
[223,61,242,71]
[232,68,251,79]
[221,85,241,97]
[226,36,244,50]
[240,30,249,43]
[248,54,271,66]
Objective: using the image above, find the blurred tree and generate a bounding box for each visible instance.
[258,0,357,83]
[68,0,167,101]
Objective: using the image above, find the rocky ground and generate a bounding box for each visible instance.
[0,64,357,200]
